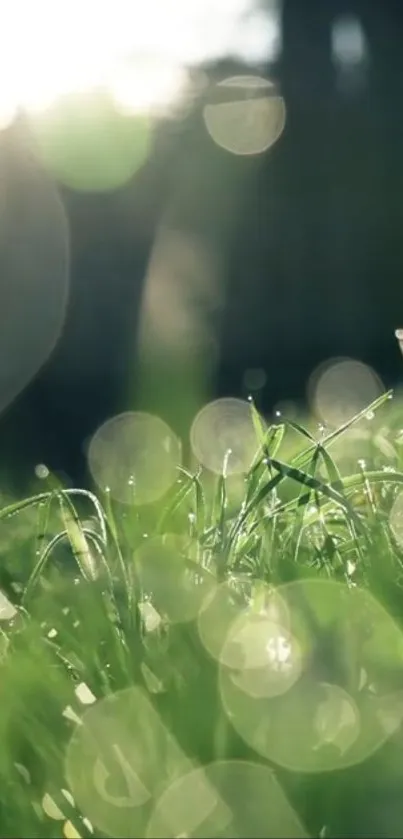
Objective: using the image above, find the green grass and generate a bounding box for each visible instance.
[3,391,403,837]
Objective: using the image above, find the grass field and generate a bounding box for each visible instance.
[2,390,403,837]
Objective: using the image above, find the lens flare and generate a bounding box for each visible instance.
[331,14,367,68]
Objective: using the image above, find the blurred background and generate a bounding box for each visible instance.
[1,0,403,492]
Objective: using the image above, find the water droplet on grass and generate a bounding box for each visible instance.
[35,463,50,479]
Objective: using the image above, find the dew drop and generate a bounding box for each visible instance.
[35,463,50,480]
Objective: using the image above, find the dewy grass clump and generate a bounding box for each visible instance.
[2,391,403,836]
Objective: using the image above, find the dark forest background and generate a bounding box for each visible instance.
[1,0,403,494]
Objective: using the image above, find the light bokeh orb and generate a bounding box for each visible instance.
[146,760,308,838]
[308,357,383,428]
[222,614,302,699]
[88,411,181,505]
[65,687,191,837]
[29,90,152,192]
[331,14,367,68]
[243,367,267,392]
[190,398,263,475]
[220,579,403,772]
[198,578,290,664]
[198,577,254,663]
[203,75,286,156]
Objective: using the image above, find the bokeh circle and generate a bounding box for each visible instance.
[88,411,182,505]
[219,579,403,772]
[146,759,308,838]
[190,398,263,474]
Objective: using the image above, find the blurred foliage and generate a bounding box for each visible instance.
[1,392,403,834]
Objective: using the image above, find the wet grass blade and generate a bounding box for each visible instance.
[292,390,393,471]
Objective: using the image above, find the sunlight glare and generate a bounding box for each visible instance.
[107,59,189,117]
[0,0,280,124]
[0,98,18,131]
